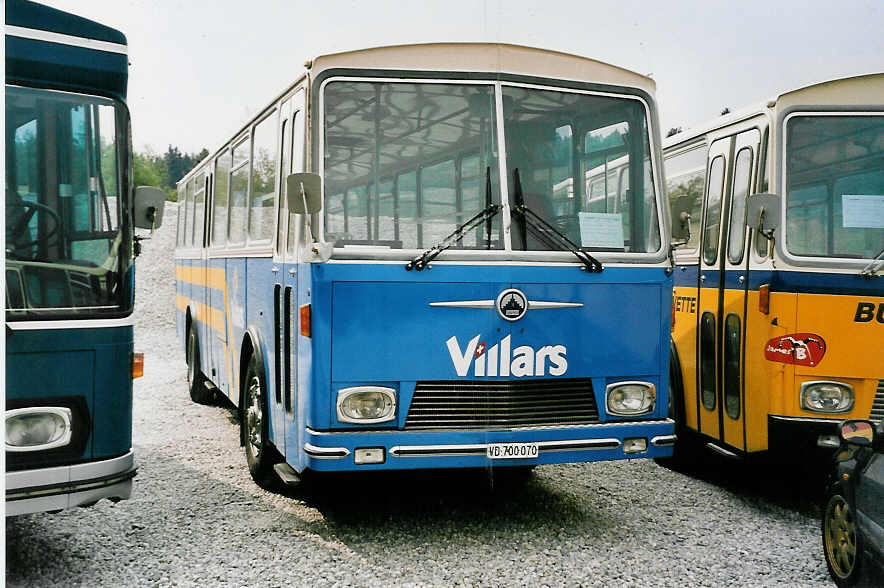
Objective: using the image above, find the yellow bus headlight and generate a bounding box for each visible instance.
[800,381,853,414]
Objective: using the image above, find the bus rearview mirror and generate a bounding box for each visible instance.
[286,173,322,214]
[133,186,166,229]
[746,192,780,233]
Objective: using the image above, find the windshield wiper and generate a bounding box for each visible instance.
[406,167,500,271]
[511,168,603,273]
[860,247,884,278]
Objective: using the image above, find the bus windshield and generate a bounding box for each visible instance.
[502,85,660,253]
[785,114,884,259]
[323,80,503,250]
[322,79,661,255]
[5,86,130,318]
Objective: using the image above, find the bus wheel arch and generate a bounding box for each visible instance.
[668,338,686,425]
[185,311,212,404]
[238,329,278,488]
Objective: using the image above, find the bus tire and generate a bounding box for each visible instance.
[186,327,212,404]
[242,353,276,488]
[822,485,864,587]
[655,342,690,468]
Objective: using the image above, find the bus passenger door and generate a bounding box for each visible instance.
[719,129,759,453]
[282,91,306,465]
[270,97,294,451]
[696,138,730,443]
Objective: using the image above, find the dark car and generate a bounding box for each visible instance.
[822,419,884,587]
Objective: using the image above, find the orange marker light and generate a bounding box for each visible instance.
[132,352,144,379]
[759,284,770,315]
[671,300,676,331]
[300,304,311,338]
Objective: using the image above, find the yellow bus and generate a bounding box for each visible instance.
[663,73,884,462]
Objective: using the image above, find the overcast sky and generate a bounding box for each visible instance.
[39,0,884,155]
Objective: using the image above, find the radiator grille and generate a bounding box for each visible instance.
[871,380,884,424]
[404,378,599,430]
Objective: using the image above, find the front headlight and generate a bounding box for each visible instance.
[337,386,396,424]
[606,381,656,416]
[6,407,73,452]
[800,381,853,414]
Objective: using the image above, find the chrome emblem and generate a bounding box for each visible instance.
[496,289,528,322]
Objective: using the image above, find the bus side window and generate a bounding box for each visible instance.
[727,147,753,264]
[185,178,195,247]
[702,156,726,265]
[193,171,206,248]
[229,138,250,244]
[176,185,186,246]
[755,129,770,258]
[249,110,278,242]
[664,144,706,251]
[276,103,290,255]
[287,107,304,256]
[213,150,230,246]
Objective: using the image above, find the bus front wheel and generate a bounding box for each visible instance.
[186,327,212,404]
[243,354,276,488]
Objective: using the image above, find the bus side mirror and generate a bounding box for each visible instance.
[746,192,780,235]
[286,173,322,214]
[839,419,875,447]
[133,186,166,229]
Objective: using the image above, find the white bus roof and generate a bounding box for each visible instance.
[310,43,655,93]
[663,72,884,152]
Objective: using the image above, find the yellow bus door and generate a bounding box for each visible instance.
[719,129,760,453]
[696,138,730,442]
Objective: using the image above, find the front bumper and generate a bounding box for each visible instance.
[300,419,675,472]
[6,451,135,516]
[767,415,843,458]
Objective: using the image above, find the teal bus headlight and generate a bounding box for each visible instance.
[337,387,396,424]
[800,381,853,414]
[605,382,656,416]
[5,407,73,451]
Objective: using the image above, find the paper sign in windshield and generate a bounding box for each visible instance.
[842,194,884,228]
[578,212,624,249]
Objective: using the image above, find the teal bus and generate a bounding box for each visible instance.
[5,0,164,515]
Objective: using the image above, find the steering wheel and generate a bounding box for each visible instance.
[5,200,61,255]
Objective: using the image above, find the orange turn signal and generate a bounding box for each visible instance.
[299,304,311,338]
[759,284,770,315]
[132,352,144,379]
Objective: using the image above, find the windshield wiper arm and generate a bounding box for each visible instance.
[511,168,603,273]
[405,199,500,272]
[860,247,884,278]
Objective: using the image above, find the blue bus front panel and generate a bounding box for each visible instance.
[293,263,674,472]
[5,325,136,514]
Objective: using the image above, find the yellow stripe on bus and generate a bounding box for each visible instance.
[176,264,237,400]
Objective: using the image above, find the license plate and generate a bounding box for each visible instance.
[486,442,539,459]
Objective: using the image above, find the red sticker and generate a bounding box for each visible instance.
[764,333,826,366]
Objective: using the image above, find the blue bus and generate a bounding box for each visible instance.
[5,0,165,515]
[175,44,675,487]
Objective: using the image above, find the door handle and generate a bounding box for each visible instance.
[271,266,279,274]
[738,275,745,284]
[288,268,296,276]
[700,274,706,282]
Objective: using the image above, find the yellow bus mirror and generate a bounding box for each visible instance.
[286,173,322,215]
[746,192,779,234]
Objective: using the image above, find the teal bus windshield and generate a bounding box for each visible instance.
[5,85,131,319]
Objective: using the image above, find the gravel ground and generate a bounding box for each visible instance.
[6,203,833,587]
